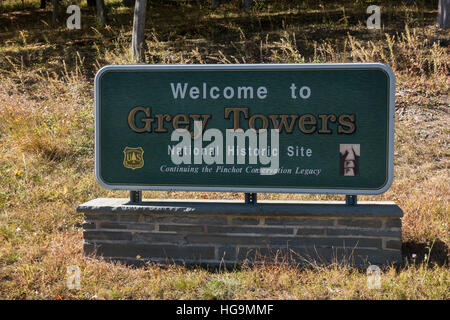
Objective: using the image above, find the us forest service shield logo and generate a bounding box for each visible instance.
[123,147,144,170]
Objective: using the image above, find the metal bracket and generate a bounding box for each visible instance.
[130,190,142,204]
[345,195,357,206]
[245,193,257,205]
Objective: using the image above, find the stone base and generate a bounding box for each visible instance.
[77,198,403,267]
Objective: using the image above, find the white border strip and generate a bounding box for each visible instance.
[94,63,395,195]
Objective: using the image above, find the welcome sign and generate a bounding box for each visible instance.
[95,63,394,194]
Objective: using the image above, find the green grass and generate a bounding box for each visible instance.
[0,0,449,299]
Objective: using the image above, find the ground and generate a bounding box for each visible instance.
[0,0,448,299]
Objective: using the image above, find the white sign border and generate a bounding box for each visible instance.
[94,63,395,195]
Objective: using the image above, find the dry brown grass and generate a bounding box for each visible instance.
[0,0,448,299]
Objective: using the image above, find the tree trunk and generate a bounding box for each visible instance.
[52,0,58,24]
[437,0,449,28]
[132,0,148,63]
[96,0,108,25]
[40,0,46,9]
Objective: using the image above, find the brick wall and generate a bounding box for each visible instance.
[78,198,403,266]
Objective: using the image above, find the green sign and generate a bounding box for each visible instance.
[95,64,394,194]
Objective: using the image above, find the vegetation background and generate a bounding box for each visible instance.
[0,0,448,299]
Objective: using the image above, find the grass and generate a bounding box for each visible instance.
[0,0,449,299]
